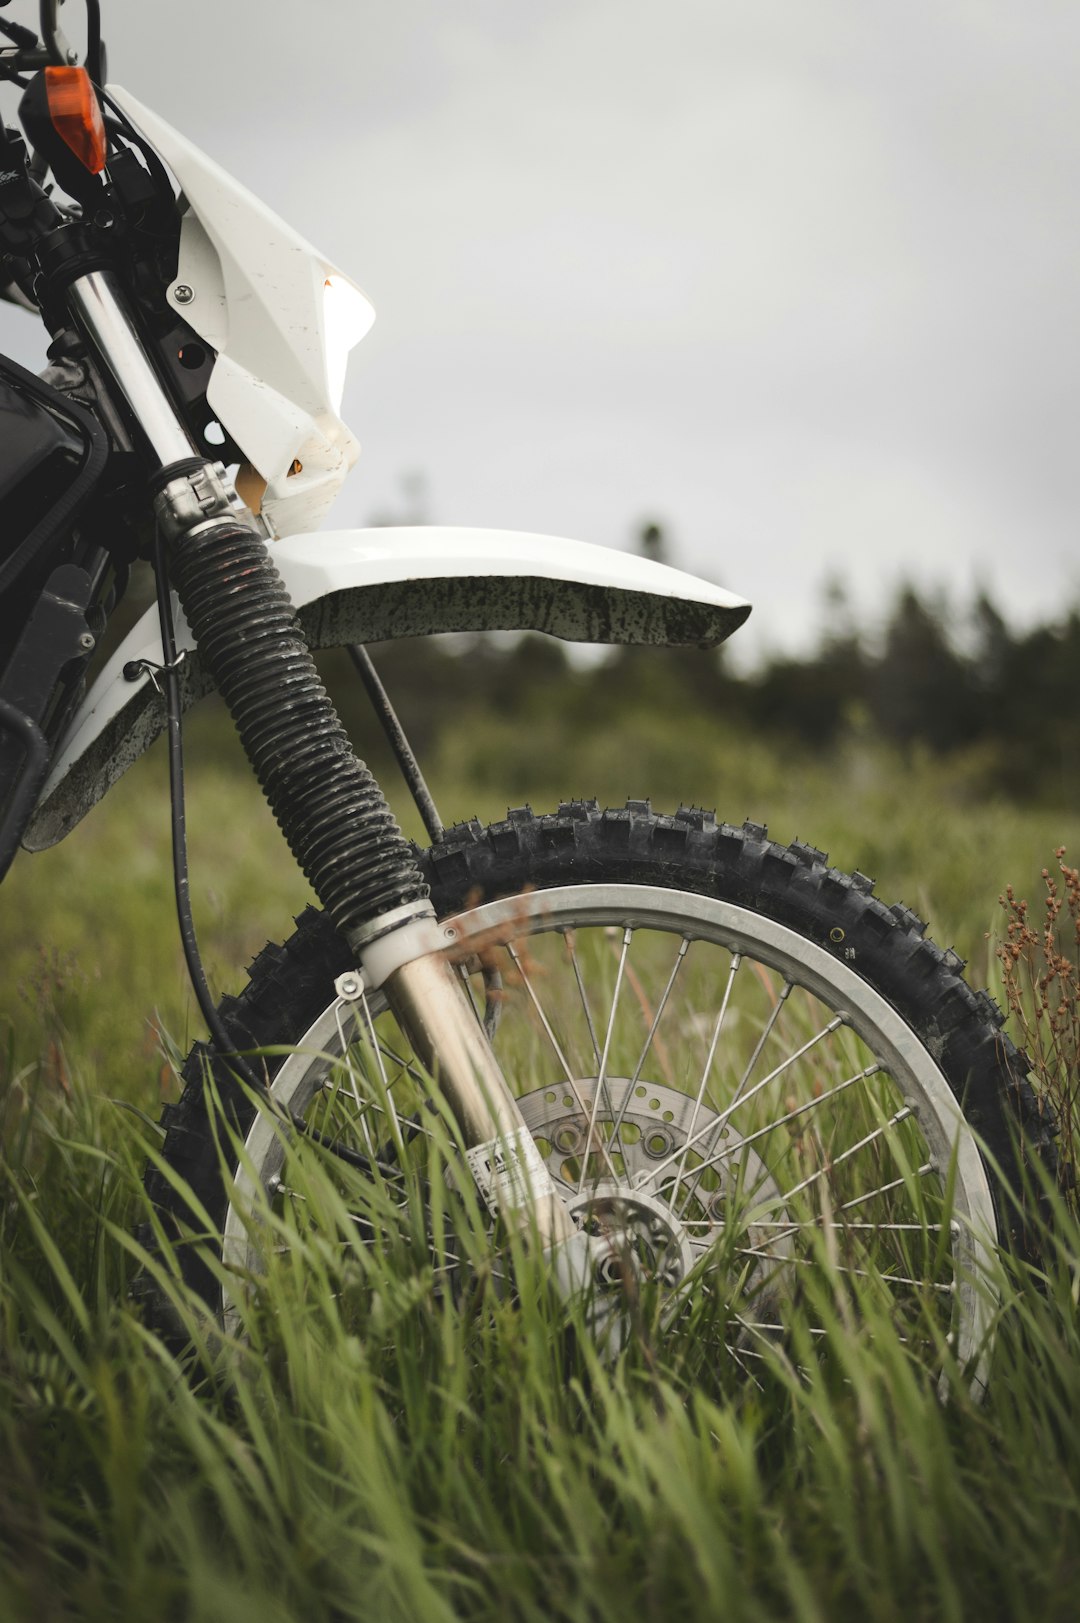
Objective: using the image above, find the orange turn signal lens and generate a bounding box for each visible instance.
[44,67,107,175]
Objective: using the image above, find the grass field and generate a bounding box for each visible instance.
[4,693,1075,1090]
[2,690,1079,1621]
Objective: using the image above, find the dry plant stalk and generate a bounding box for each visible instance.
[441,884,544,997]
[996,846,1080,1202]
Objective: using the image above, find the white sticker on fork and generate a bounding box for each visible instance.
[465,1128,552,1216]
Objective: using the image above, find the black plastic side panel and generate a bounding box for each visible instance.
[0,355,107,880]
[0,352,108,604]
[0,561,96,882]
[0,376,83,537]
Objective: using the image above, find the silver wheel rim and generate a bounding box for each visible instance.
[224,883,998,1388]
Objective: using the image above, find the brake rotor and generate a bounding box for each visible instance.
[515,1076,794,1295]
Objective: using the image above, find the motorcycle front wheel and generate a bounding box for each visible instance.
[145,801,1050,1389]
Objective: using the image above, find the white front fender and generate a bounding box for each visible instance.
[24,526,749,851]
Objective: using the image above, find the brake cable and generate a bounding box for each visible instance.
[151,531,396,1174]
[151,524,266,1093]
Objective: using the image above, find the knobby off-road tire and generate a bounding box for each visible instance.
[142,801,1052,1383]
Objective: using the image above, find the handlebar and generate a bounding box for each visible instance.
[0,3,102,80]
[40,0,102,79]
[39,1,72,63]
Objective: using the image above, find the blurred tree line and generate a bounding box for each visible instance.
[316,521,1080,810]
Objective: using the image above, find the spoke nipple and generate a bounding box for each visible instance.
[266,1173,283,1195]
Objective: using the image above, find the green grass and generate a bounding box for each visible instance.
[2,696,1079,1621]
[1,1050,1079,1622]
[3,696,1076,1099]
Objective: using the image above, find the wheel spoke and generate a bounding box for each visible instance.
[668,953,742,1212]
[642,1013,847,1187]
[723,1341,766,1391]
[332,999,386,1160]
[658,1062,879,1190]
[606,935,690,1153]
[372,1037,431,1093]
[505,939,620,1182]
[838,1165,935,1213]
[562,928,602,1068]
[678,981,792,1210]
[457,961,486,1026]
[682,1218,945,1234]
[704,1058,883,1175]
[714,1104,918,1243]
[576,927,632,1193]
[731,979,793,1106]
[331,1002,366,1113]
[733,1249,954,1292]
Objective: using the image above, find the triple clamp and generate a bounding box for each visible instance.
[152,460,263,545]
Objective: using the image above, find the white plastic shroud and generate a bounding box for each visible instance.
[107,85,375,538]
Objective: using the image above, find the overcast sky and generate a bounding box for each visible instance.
[3,0,1078,659]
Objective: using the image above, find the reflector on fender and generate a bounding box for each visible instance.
[44,67,107,174]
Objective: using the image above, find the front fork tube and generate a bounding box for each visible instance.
[375,941,601,1319]
[156,480,584,1272]
[366,929,577,1250]
[62,264,588,1287]
[354,920,601,1316]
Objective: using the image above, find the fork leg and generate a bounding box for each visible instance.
[381,947,577,1249]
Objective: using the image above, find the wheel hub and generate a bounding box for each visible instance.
[567,1180,694,1291]
[514,1076,794,1301]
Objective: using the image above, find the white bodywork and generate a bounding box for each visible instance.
[108,85,374,537]
[23,94,753,852]
[25,527,750,851]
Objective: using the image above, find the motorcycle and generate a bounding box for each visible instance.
[0,0,1051,1388]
